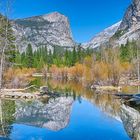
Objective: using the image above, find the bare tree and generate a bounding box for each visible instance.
[0,0,12,91]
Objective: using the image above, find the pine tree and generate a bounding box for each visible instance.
[37,56,44,69]
[120,42,130,62]
[44,46,48,63]
[53,46,57,60]
[47,50,53,68]
[72,47,77,66]
[26,44,33,68]
[64,49,69,66]
[77,45,82,62]
[15,50,22,67]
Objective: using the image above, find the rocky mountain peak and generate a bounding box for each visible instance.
[118,0,140,31]
[12,12,75,52]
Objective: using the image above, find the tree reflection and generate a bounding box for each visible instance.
[0,99,15,137]
[47,79,121,118]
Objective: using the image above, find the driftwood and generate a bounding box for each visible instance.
[1,85,37,93]
[92,85,122,91]
[0,85,40,99]
[0,85,61,99]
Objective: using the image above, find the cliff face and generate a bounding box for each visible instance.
[12,12,75,52]
[119,0,140,31]
[114,0,140,45]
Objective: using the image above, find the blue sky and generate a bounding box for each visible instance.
[9,0,131,43]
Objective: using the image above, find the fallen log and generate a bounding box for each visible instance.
[0,86,61,99]
[92,85,122,91]
[1,85,37,93]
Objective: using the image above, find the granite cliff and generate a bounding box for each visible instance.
[12,12,75,52]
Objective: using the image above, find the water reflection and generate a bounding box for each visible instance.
[47,79,121,119]
[0,100,15,138]
[0,99,130,140]
[0,79,138,140]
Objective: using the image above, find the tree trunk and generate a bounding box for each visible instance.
[0,1,10,91]
[0,20,8,91]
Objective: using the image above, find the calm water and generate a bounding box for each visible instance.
[0,80,139,140]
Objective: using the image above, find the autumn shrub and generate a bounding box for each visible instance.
[45,49,134,87]
[4,68,36,88]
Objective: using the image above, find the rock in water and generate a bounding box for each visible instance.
[12,12,75,52]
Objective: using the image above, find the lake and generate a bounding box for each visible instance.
[0,79,139,140]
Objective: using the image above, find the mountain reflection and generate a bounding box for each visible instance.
[15,97,73,131]
[120,102,140,140]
